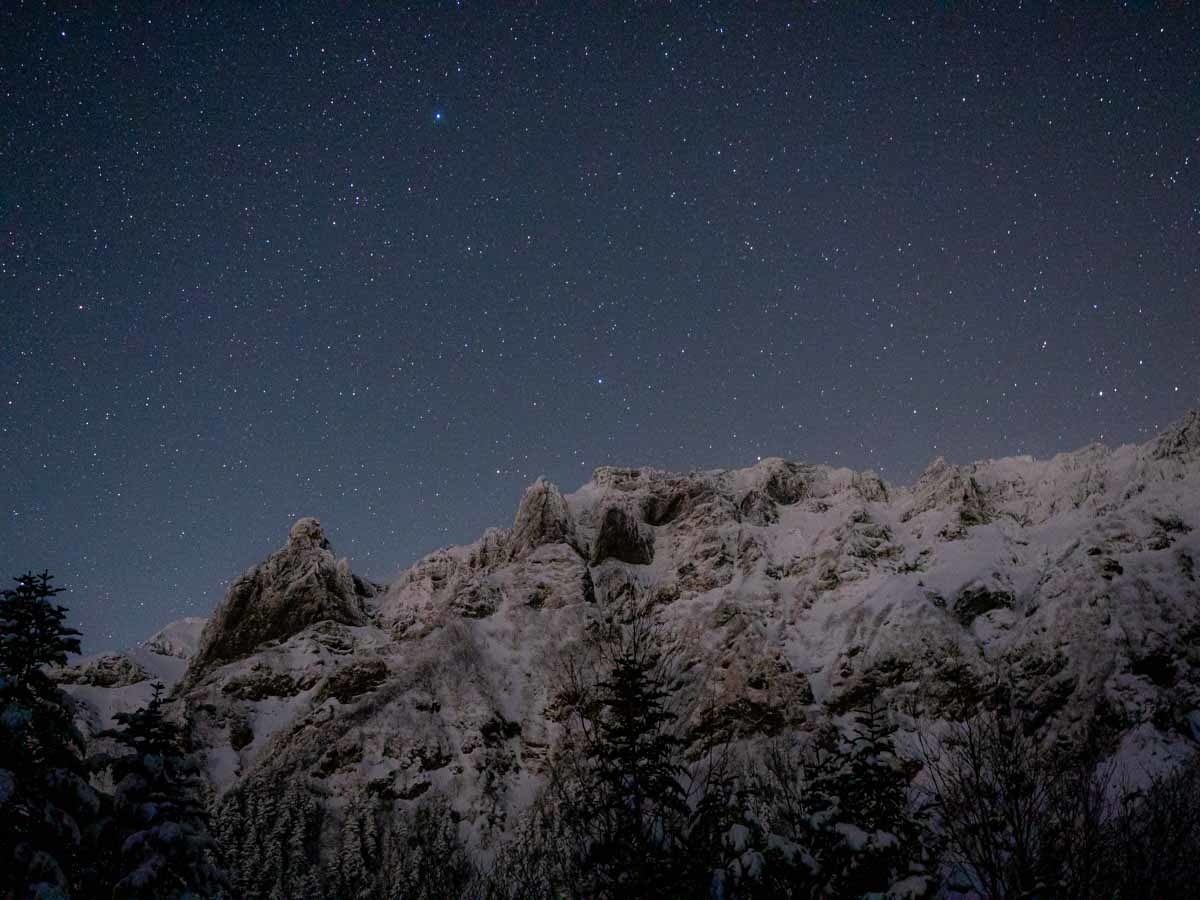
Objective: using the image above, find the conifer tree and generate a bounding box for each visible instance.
[215,773,326,898]
[0,571,98,898]
[741,704,933,898]
[546,600,716,897]
[586,625,690,892]
[828,700,932,896]
[96,682,227,898]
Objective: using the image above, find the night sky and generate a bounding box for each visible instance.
[2,4,1197,651]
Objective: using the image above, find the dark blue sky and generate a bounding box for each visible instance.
[2,3,1197,650]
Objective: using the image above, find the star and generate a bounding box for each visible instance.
[2,2,1193,653]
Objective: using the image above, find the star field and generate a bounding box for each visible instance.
[2,4,1197,650]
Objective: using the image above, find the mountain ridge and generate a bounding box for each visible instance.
[60,411,1200,887]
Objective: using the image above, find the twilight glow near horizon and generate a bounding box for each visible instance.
[2,4,1197,650]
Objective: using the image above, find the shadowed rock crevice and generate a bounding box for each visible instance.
[591,505,655,565]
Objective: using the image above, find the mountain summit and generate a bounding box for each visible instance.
[186,517,374,684]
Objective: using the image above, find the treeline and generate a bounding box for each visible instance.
[0,573,226,899]
[478,599,1200,898]
[4,575,1200,898]
[219,597,1200,899]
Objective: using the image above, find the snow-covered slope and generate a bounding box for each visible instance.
[57,616,206,734]
[64,411,1200,858]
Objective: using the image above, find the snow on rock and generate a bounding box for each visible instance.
[1149,408,1200,462]
[508,478,579,560]
[590,504,654,565]
[57,617,205,734]
[55,654,151,688]
[185,517,368,683]
[62,410,1200,857]
[143,616,207,659]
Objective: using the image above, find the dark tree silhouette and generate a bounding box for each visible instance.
[495,596,735,898]
[95,682,228,898]
[0,571,98,898]
[917,706,1118,899]
[740,704,935,898]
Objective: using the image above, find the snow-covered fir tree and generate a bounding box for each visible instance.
[0,571,99,899]
[95,682,227,898]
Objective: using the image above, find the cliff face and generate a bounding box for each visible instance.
[185,517,371,684]
[64,413,1200,876]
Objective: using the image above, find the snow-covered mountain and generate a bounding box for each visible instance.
[62,411,1200,878]
[58,616,206,735]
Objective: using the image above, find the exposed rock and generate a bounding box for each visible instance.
[222,664,310,701]
[756,458,814,505]
[1150,408,1200,461]
[852,470,889,503]
[229,717,254,751]
[592,466,648,491]
[903,457,992,528]
[509,478,577,559]
[641,481,706,526]
[513,543,592,610]
[449,577,503,619]
[316,657,389,704]
[737,490,778,526]
[952,584,1015,626]
[55,654,150,688]
[591,505,654,565]
[187,517,365,683]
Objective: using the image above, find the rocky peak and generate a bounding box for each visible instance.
[509,478,578,559]
[289,516,332,550]
[185,517,365,684]
[1150,408,1200,462]
[903,457,991,528]
[752,457,816,505]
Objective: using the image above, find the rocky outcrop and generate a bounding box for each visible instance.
[756,458,815,505]
[591,505,655,565]
[55,654,150,688]
[852,470,889,503]
[1150,408,1200,462]
[508,478,577,559]
[903,457,993,531]
[639,477,716,527]
[186,518,365,683]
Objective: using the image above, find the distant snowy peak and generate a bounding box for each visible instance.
[57,617,208,733]
[57,617,208,688]
[143,616,207,659]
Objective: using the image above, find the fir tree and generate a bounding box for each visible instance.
[549,600,712,897]
[0,571,98,899]
[591,642,689,890]
[96,682,227,898]
[740,704,934,898]
[828,700,932,897]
